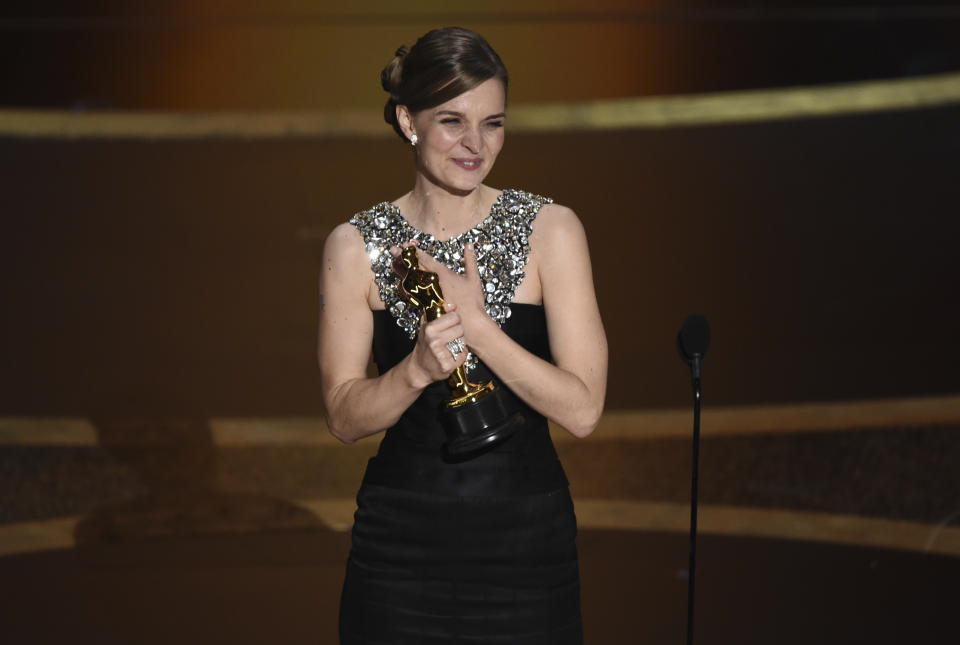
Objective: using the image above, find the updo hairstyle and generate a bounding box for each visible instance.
[381,27,509,142]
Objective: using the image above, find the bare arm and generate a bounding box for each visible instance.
[416,205,608,437]
[318,223,469,443]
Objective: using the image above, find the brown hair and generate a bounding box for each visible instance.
[381,27,509,142]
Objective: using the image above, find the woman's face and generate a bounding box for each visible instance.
[400,78,506,195]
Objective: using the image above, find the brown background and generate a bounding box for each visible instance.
[1,5,959,644]
[0,0,960,415]
[2,106,959,415]
[3,2,960,417]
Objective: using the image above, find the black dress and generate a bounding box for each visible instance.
[338,304,583,644]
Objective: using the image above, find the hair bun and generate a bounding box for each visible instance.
[380,45,409,97]
[378,28,508,142]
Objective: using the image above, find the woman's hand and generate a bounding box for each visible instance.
[406,242,493,344]
[389,243,473,387]
[407,303,468,386]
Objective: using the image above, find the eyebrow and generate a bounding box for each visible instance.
[436,110,507,120]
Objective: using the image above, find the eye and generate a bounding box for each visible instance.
[485,121,504,128]
[440,118,461,125]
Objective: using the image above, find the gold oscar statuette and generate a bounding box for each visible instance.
[392,246,524,456]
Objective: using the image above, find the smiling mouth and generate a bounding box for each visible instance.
[452,158,483,170]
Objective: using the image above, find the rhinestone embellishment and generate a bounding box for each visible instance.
[349,189,551,371]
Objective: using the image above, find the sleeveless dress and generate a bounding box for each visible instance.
[339,190,583,644]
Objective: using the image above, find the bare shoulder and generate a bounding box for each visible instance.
[322,222,367,268]
[324,221,364,253]
[531,203,589,254]
[320,221,376,308]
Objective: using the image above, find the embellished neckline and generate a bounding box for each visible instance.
[383,190,508,245]
[349,188,552,371]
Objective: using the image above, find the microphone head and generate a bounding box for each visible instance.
[678,314,711,363]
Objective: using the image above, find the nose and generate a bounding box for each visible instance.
[460,126,481,154]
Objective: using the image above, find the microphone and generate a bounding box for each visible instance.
[677,314,711,381]
[677,313,711,645]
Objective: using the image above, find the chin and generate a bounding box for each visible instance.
[444,170,491,194]
[448,180,484,194]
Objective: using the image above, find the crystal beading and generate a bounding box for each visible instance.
[349,188,551,372]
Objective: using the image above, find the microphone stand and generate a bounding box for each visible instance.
[686,356,702,645]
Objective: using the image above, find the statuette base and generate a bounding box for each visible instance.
[442,385,526,457]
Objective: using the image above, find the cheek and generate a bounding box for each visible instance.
[485,130,505,156]
[430,129,461,149]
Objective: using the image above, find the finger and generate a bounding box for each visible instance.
[449,325,466,343]
[449,333,470,368]
[463,242,481,282]
[391,239,420,259]
[414,248,441,272]
[438,323,466,343]
[422,314,464,341]
[430,340,458,371]
[416,249,459,279]
[431,334,466,370]
[423,311,461,335]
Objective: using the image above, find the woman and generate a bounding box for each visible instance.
[319,27,607,644]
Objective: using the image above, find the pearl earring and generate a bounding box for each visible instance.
[410,134,418,146]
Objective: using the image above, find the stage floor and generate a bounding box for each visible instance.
[0,527,956,644]
[2,398,958,643]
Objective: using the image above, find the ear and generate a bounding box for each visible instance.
[396,105,416,142]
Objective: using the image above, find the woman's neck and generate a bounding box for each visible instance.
[399,180,495,239]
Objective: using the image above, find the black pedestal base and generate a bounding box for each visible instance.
[442,385,526,457]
